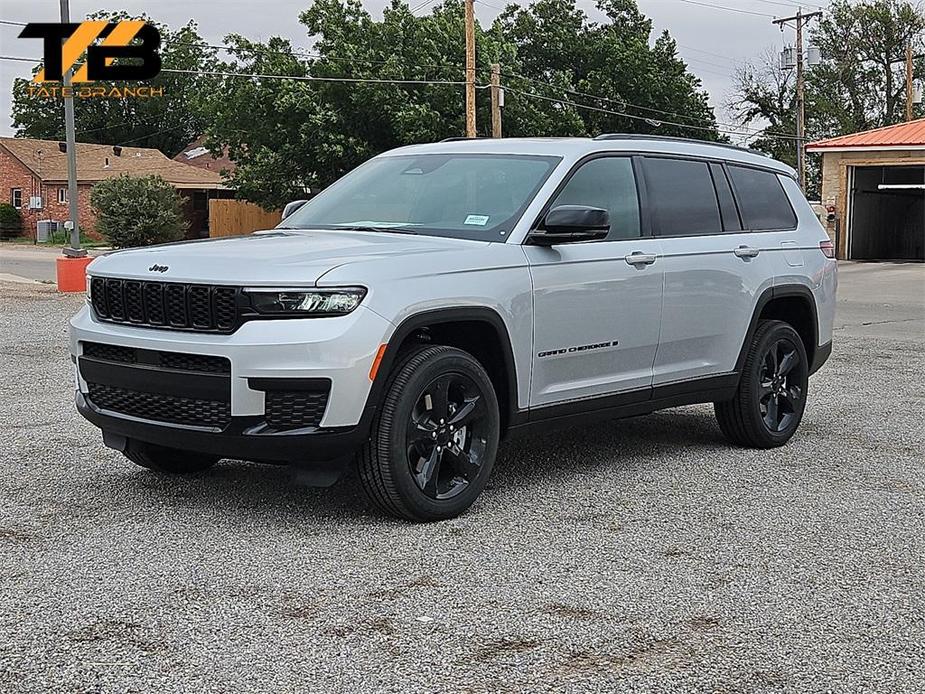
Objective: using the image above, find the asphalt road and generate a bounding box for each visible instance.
[0,263,922,693]
[0,244,105,283]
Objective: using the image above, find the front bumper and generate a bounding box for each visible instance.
[76,391,372,466]
[69,304,393,463]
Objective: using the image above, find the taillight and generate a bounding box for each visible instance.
[819,240,835,258]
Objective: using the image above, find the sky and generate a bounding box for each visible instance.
[0,0,814,140]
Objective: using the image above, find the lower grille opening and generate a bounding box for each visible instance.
[82,342,230,374]
[265,390,329,430]
[86,383,231,428]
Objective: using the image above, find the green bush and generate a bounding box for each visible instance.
[90,175,188,249]
[0,202,22,239]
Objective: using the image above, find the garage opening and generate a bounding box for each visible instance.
[848,165,924,261]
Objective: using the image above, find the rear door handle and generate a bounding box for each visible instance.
[734,245,761,258]
[624,251,657,266]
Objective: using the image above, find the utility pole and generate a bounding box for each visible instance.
[464,0,476,138]
[490,63,502,138]
[60,0,83,257]
[906,42,915,122]
[774,8,822,192]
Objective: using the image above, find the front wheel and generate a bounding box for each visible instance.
[357,345,500,521]
[122,439,220,474]
[715,319,809,448]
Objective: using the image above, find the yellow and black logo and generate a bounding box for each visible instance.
[19,21,161,83]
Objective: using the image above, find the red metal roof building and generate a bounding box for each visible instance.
[807,119,925,152]
[807,120,924,260]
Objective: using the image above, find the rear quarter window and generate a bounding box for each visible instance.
[727,165,797,230]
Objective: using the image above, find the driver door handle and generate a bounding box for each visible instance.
[624,251,657,266]
[734,245,761,259]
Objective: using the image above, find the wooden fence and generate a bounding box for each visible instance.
[209,199,282,237]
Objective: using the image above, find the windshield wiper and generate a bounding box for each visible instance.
[335,225,419,235]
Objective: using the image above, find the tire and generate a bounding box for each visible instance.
[715,319,809,448]
[123,439,219,474]
[357,345,500,521]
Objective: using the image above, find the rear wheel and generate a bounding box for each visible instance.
[715,319,809,448]
[357,345,500,521]
[123,439,219,474]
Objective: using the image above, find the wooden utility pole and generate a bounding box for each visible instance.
[906,42,915,122]
[490,63,502,138]
[464,0,476,138]
[774,8,822,192]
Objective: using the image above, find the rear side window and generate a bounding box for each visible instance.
[548,157,641,240]
[643,158,722,236]
[727,165,797,230]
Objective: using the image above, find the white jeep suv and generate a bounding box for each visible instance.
[70,136,837,521]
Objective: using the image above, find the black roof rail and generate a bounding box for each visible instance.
[593,133,769,158]
[439,136,500,142]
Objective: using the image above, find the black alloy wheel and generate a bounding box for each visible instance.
[406,372,489,500]
[758,337,803,433]
[714,319,809,448]
[357,345,500,521]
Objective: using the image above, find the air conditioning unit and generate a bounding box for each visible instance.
[28,196,43,210]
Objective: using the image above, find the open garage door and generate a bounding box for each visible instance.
[848,165,924,261]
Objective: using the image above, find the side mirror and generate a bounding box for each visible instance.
[528,205,610,246]
[282,199,308,220]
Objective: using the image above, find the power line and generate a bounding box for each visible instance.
[494,67,793,137]
[671,0,776,19]
[160,67,481,87]
[504,86,804,141]
[2,54,786,140]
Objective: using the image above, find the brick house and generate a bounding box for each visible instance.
[0,137,233,240]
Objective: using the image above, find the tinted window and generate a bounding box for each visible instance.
[644,158,722,236]
[709,163,742,231]
[727,165,797,230]
[549,157,641,240]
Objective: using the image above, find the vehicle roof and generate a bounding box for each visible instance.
[383,136,796,177]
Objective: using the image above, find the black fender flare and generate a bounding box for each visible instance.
[361,306,521,431]
[734,284,821,376]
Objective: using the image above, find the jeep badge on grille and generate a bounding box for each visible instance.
[148,264,169,273]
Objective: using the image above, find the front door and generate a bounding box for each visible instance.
[525,156,663,408]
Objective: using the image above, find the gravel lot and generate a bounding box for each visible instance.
[1,264,923,693]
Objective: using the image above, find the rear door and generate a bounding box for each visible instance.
[525,155,663,407]
[643,157,779,385]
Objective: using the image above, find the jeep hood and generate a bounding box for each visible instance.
[87,229,489,285]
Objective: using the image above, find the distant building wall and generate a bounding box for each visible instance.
[813,149,925,259]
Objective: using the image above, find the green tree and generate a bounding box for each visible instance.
[11,13,218,157]
[205,0,720,209]
[730,0,925,152]
[90,175,188,248]
[811,0,924,132]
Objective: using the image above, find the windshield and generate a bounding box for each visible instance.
[281,153,561,241]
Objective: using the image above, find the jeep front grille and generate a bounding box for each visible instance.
[90,278,240,333]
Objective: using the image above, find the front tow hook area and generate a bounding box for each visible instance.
[290,456,351,487]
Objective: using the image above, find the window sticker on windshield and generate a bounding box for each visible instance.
[464,214,490,226]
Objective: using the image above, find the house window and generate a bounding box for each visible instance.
[57,187,68,204]
[11,188,22,209]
